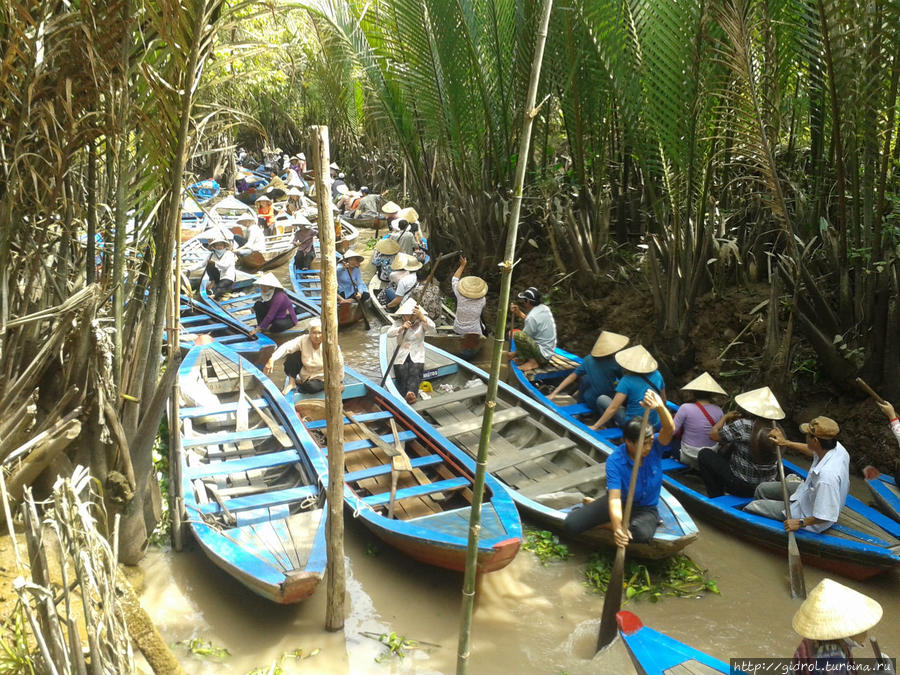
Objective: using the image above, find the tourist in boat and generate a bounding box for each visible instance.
[264,318,342,394]
[381,252,421,311]
[451,256,487,337]
[589,345,665,431]
[564,390,674,545]
[205,235,236,300]
[672,372,726,469]
[380,200,401,229]
[286,156,306,191]
[393,220,417,257]
[353,186,380,218]
[248,272,297,335]
[256,194,275,230]
[792,578,883,670]
[336,249,370,305]
[508,286,557,372]
[744,416,849,533]
[234,214,265,259]
[335,184,360,213]
[292,221,317,270]
[284,187,305,217]
[548,331,628,414]
[331,171,347,199]
[265,169,287,201]
[387,299,436,404]
[372,238,400,283]
[697,386,783,498]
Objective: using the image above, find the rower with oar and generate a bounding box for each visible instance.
[386,298,435,404]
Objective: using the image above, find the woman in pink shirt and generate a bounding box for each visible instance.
[672,372,726,469]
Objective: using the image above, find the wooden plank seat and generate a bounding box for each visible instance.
[323,430,418,455]
[196,484,317,515]
[184,449,300,480]
[344,454,443,483]
[436,407,528,438]
[180,398,269,418]
[412,384,488,412]
[304,410,394,430]
[182,427,272,448]
[520,463,606,497]
[362,477,469,506]
[487,438,576,472]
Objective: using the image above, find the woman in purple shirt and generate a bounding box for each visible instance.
[672,372,726,469]
[249,272,297,334]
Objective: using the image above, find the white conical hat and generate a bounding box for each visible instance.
[381,201,401,215]
[396,298,420,315]
[255,272,282,289]
[255,194,272,203]
[591,331,629,358]
[681,372,726,396]
[792,578,882,640]
[734,386,784,420]
[614,345,657,374]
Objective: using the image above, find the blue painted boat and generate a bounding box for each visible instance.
[508,350,900,579]
[378,335,699,558]
[616,611,729,675]
[289,258,363,327]
[177,342,329,603]
[187,179,220,202]
[199,272,319,341]
[177,294,275,363]
[864,466,900,524]
[293,366,522,573]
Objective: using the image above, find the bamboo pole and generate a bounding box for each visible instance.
[311,125,346,631]
[456,1,554,672]
[168,165,184,552]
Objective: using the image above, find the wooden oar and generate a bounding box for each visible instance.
[388,419,412,519]
[597,406,651,651]
[870,636,888,670]
[775,444,807,599]
[379,327,408,387]
[855,377,886,403]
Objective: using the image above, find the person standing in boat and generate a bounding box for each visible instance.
[792,578,884,671]
[451,256,487,337]
[381,253,421,311]
[672,372,726,469]
[564,390,674,545]
[205,235,236,300]
[508,287,557,372]
[589,345,665,431]
[548,331,628,414]
[264,318,343,394]
[292,221,317,271]
[387,299,436,404]
[336,249,370,305]
[248,272,297,335]
[372,238,400,284]
[743,416,849,533]
[697,386,783,497]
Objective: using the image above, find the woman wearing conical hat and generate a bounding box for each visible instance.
[698,386,783,498]
[589,345,666,431]
[451,256,487,337]
[204,235,236,300]
[249,272,297,335]
[672,372,726,470]
[792,578,883,667]
[548,331,628,414]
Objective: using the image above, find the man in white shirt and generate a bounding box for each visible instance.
[744,416,849,533]
[382,253,421,311]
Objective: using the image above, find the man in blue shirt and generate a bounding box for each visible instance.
[564,390,673,545]
[548,331,628,412]
[336,249,369,305]
[589,344,666,431]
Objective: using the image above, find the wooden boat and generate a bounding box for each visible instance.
[288,263,363,327]
[199,272,318,341]
[864,466,900,523]
[616,611,729,675]
[235,232,296,272]
[508,349,900,579]
[187,179,220,202]
[178,294,275,363]
[208,195,256,231]
[177,342,329,603]
[379,335,699,558]
[425,331,491,363]
[181,196,210,242]
[293,366,522,573]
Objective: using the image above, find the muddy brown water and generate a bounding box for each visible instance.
[142,250,900,674]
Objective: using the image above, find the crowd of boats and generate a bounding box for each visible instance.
[173,158,900,672]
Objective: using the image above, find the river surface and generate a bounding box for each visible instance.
[140,246,900,674]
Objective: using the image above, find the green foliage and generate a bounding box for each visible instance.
[522,528,571,565]
[174,638,231,661]
[584,553,719,602]
[246,647,320,674]
[0,605,36,674]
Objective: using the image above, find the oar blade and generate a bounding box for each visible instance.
[787,533,806,599]
[597,546,626,650]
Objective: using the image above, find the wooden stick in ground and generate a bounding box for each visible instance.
[776,445,807,599]
[311,124,346,632]
[597,406,651,650]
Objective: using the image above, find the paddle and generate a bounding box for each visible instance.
[870,637,888,670]
[775,444,807,599]
[597,406,651,651]
[379,327,408,388]
[345,261,370,330]
[387,418,413,519]
[855,377,886,404]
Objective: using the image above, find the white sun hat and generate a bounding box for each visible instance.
[255,272,283,289]
[614,345,657,374]
[792,578,882,640]
[681,372,727,396]
[734,386,785,420]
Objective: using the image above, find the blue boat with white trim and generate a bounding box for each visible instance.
[616,610,729,675]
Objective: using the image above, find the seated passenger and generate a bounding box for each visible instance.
[549,331,628,413]
[264,318,343,394]
[249,272,296,334]
[589,345,665,430]
[672,372,726,469]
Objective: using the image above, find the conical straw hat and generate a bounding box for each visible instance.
[375,238,400,255]
[381,201,401,215]
[397,207,419,222]
[591,331,629,358]
[458,276,487,299]
[734,386,784,420]
[614,345,657,374]
[681,372,726,396]
[792,578,882,640]
[255,272,283,289]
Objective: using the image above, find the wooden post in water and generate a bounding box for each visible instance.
[311,125,346,631]
[455,0,554,673]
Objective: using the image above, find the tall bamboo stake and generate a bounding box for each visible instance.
[455,1,554,672]
[311,125,346,631]
[168,177,184,551]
